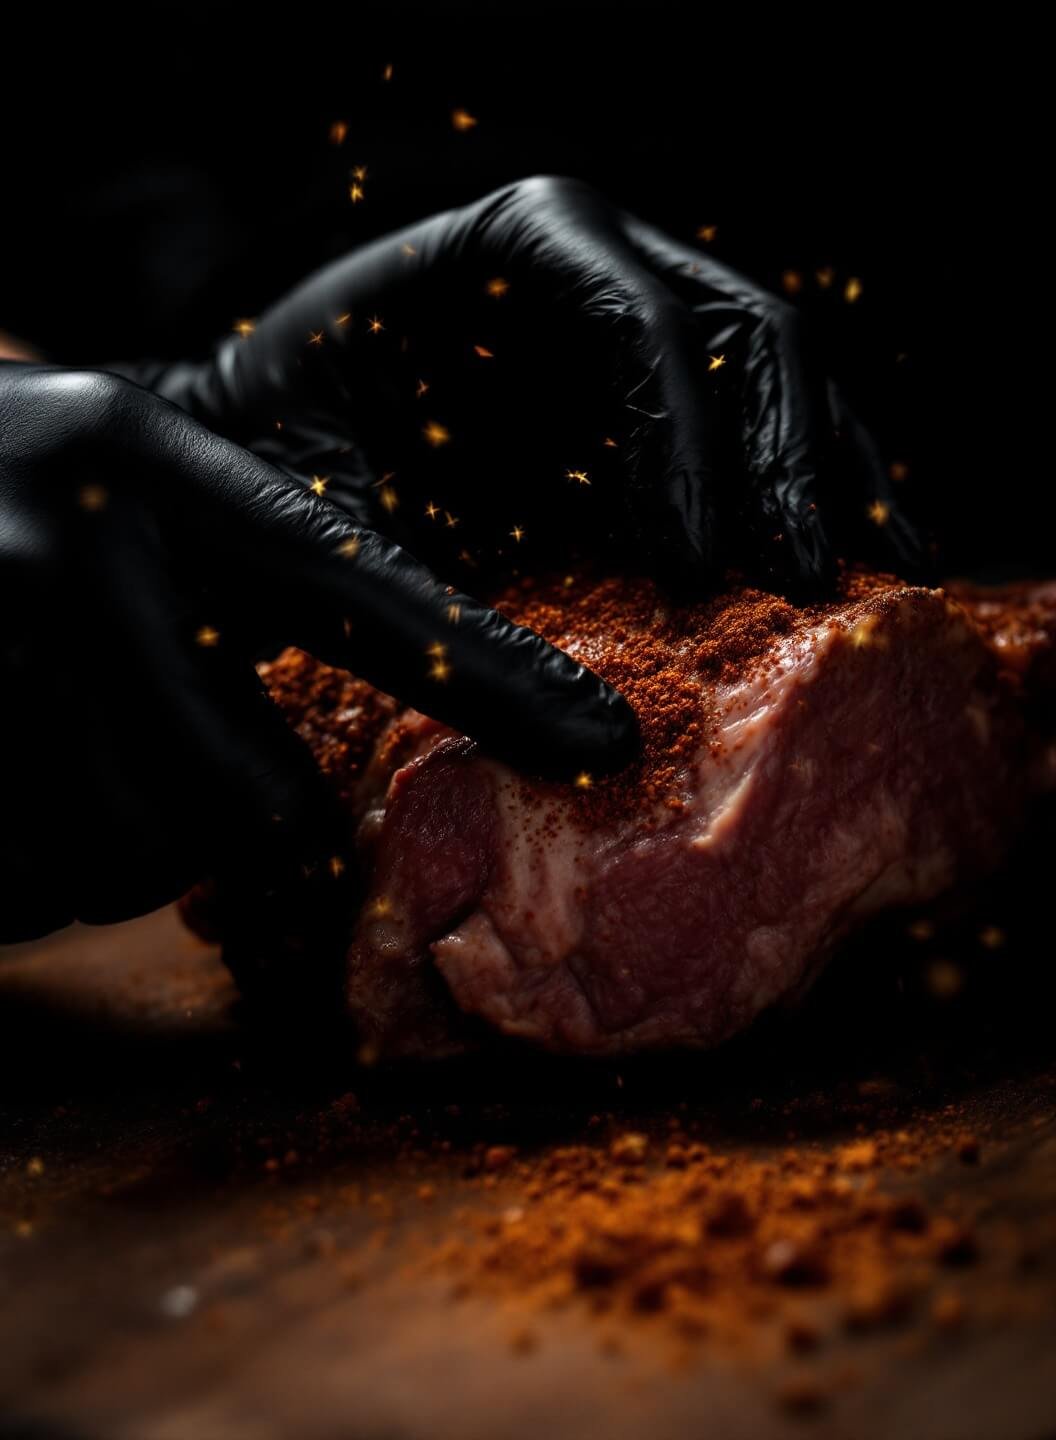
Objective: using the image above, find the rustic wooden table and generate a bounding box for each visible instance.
[1,891,1054,1440]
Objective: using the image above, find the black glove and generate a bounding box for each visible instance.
[120,175,924,593]
[0,365,635,943]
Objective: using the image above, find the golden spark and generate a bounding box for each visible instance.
[382,62,394,82]
[485,277,510,298]
[781,270,803,296]
[510,524,525,543]
[424,420,452,447]
[889,461,910,483]
[343,617,354,638]
[367,315,384,334]
[708,353,727,372]
[309,474,329,497]
[195,625,220,648]
[425,500,440,520]
[430,656,452,682]
[444,510,460,529]
[457,548,476,566]
[603,436,618,448]
[574,771,593,790]
[328,855,346,879]
[335,312,351,327]
[696,224,718,243]
[308,330,324,346]
[78,483,108,511]
[357,1039,380,1067]
[851,617,878,648]
[26,1157,44,1177]
[416,378,429,398]
[329,121,348,145]
[451,108,478,131]
[844,276,863,303]
[402,242,417,257]
[926,959,964,999]
[349,183,365,204]
[233,317,256,337]
[473,344,495,358]
[815,266,835,290]
[979,925,1006,949]
[379,484,399,513]
[908,919,935,942]
[351,164,368,182]
[867,499,890,526]
[426,641,447,659]
[566,468,591,486]
[337,535,361,558]
[370,894,393,919]
[446,602,463,624]
[563,574,575,588]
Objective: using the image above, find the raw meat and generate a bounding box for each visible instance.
[193,572,1056,1058]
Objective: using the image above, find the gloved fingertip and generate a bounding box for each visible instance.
[512,675,640,783]
[589,686,641,776]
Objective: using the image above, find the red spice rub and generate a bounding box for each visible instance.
[490,568,905,827]
[413,1110,1006,1363]
[260,653,401,807]
[259,570,1054,835]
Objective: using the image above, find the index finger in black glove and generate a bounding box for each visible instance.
[124,391,638,779]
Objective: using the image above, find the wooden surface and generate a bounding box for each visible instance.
[0,895,1055,1440]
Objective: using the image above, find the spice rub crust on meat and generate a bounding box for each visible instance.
[201,571,1056,1059]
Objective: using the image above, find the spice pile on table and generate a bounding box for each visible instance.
[391,1072,1056,1417]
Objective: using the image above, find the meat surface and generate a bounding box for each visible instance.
[191,572,1056,1058]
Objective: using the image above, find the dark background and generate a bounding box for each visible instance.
[0,5,1047,575]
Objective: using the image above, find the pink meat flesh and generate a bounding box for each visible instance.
[338,580,1055,1057]
[184,575,1056,1058]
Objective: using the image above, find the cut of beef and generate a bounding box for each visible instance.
[191,573,1056,1058]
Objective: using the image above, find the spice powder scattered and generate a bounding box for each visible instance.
[414,1118,991,1362]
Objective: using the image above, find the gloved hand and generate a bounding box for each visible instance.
[120,175,924,592]
[0,365,635,943]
